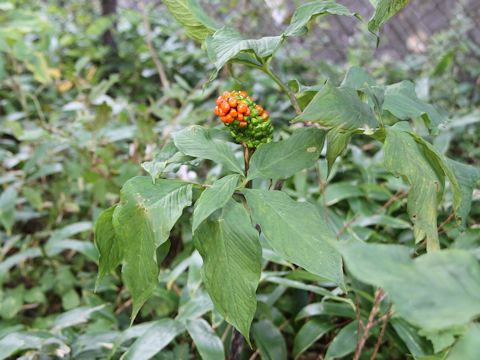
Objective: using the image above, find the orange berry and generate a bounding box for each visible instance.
[220,101,230,113]
[216,96,223,105]
[237,114,244,121]
[239,121,247,128]
[237,103,248,114]
[228,97,238,107]
[223,91,231,97]
[255,105,264,115]
[221,116,227,123]
[245,107,251,116]
[261,111,269,120]
[224,114,233,123]
[239,91,247,97]
[214,106,220,116]
[229,109,237,118]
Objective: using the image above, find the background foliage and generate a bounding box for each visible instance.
[0,0,479,359]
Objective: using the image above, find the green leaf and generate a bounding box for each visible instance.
[0,332,68,360]
[123,319,185,360]
[192,174,240,233]
[341,66,376,89]
[186,319,224,360]
[284,0,354,37]
[248,128,325,181]
[445,159,480,229]
[326,128,352,175]
[244,189,343,285]
[113,177,192,319]
[368,0,410,35]
[293,82,378,131]
[252,319,287,360]
[53,305,105,330]
[383,124,444,251]
[206,27,283,72]
[419,327,465,353]
[295,301,356,321]
[163,0,218,42]
[94,206,121,287]
[383,81,444,132]
[25,52,51,84]
[173,126,243,174]
[293,319,335,359]
[390,318,430,358]
[340,241,480,330]
[193,200,262,340]
[447,324,480,360]
[0,187,16,234]
[22,187,42,210]
[141,141,194,182]
[325,321,358,359]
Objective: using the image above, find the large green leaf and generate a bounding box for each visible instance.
[244,189,343,285]
[123,319,185,360]
[163,0,218,42]
[368,0,410,34]
[293,82,378,131]
[383,124,444,251]
[206,27,282,73]
[252,319,287,360]
[192,174,240,233]
[113,177,192,319]
[284,0,354,37]
[173,126,243,174]
[293,319,335,359]
[193,200,262,340]
[247,128,325,181]
[447,324,480,360]
[0,187,16,234]
[383,80,444,132]
[186,319,224,360]
[340,241,480,330]
[94,205,121,286]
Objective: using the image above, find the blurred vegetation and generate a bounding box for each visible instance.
[0,0,479,359]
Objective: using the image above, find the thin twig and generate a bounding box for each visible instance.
[115,298,132,315]
[337,190,406,238]
[438,212,454,234]
[139,0,170,90]
[353,289,385,360]
[370,305,393,360]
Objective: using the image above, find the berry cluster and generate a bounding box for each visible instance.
[214,90,273,148]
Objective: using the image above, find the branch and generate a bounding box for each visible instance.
[353,289,385,360]
[139,0,170,91]
[370,305,393,360]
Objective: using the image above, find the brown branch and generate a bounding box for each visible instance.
[139,0,170,91]
[337,190,406,238]
[438,212,455,234]
[370,305,393,360]
[353,289,385,360]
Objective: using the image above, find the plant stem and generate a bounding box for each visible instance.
[229,144,256,360]
[263,65,302,115]
[353,289,385,360]
[370,304,392,360]
[139,0,170,91]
